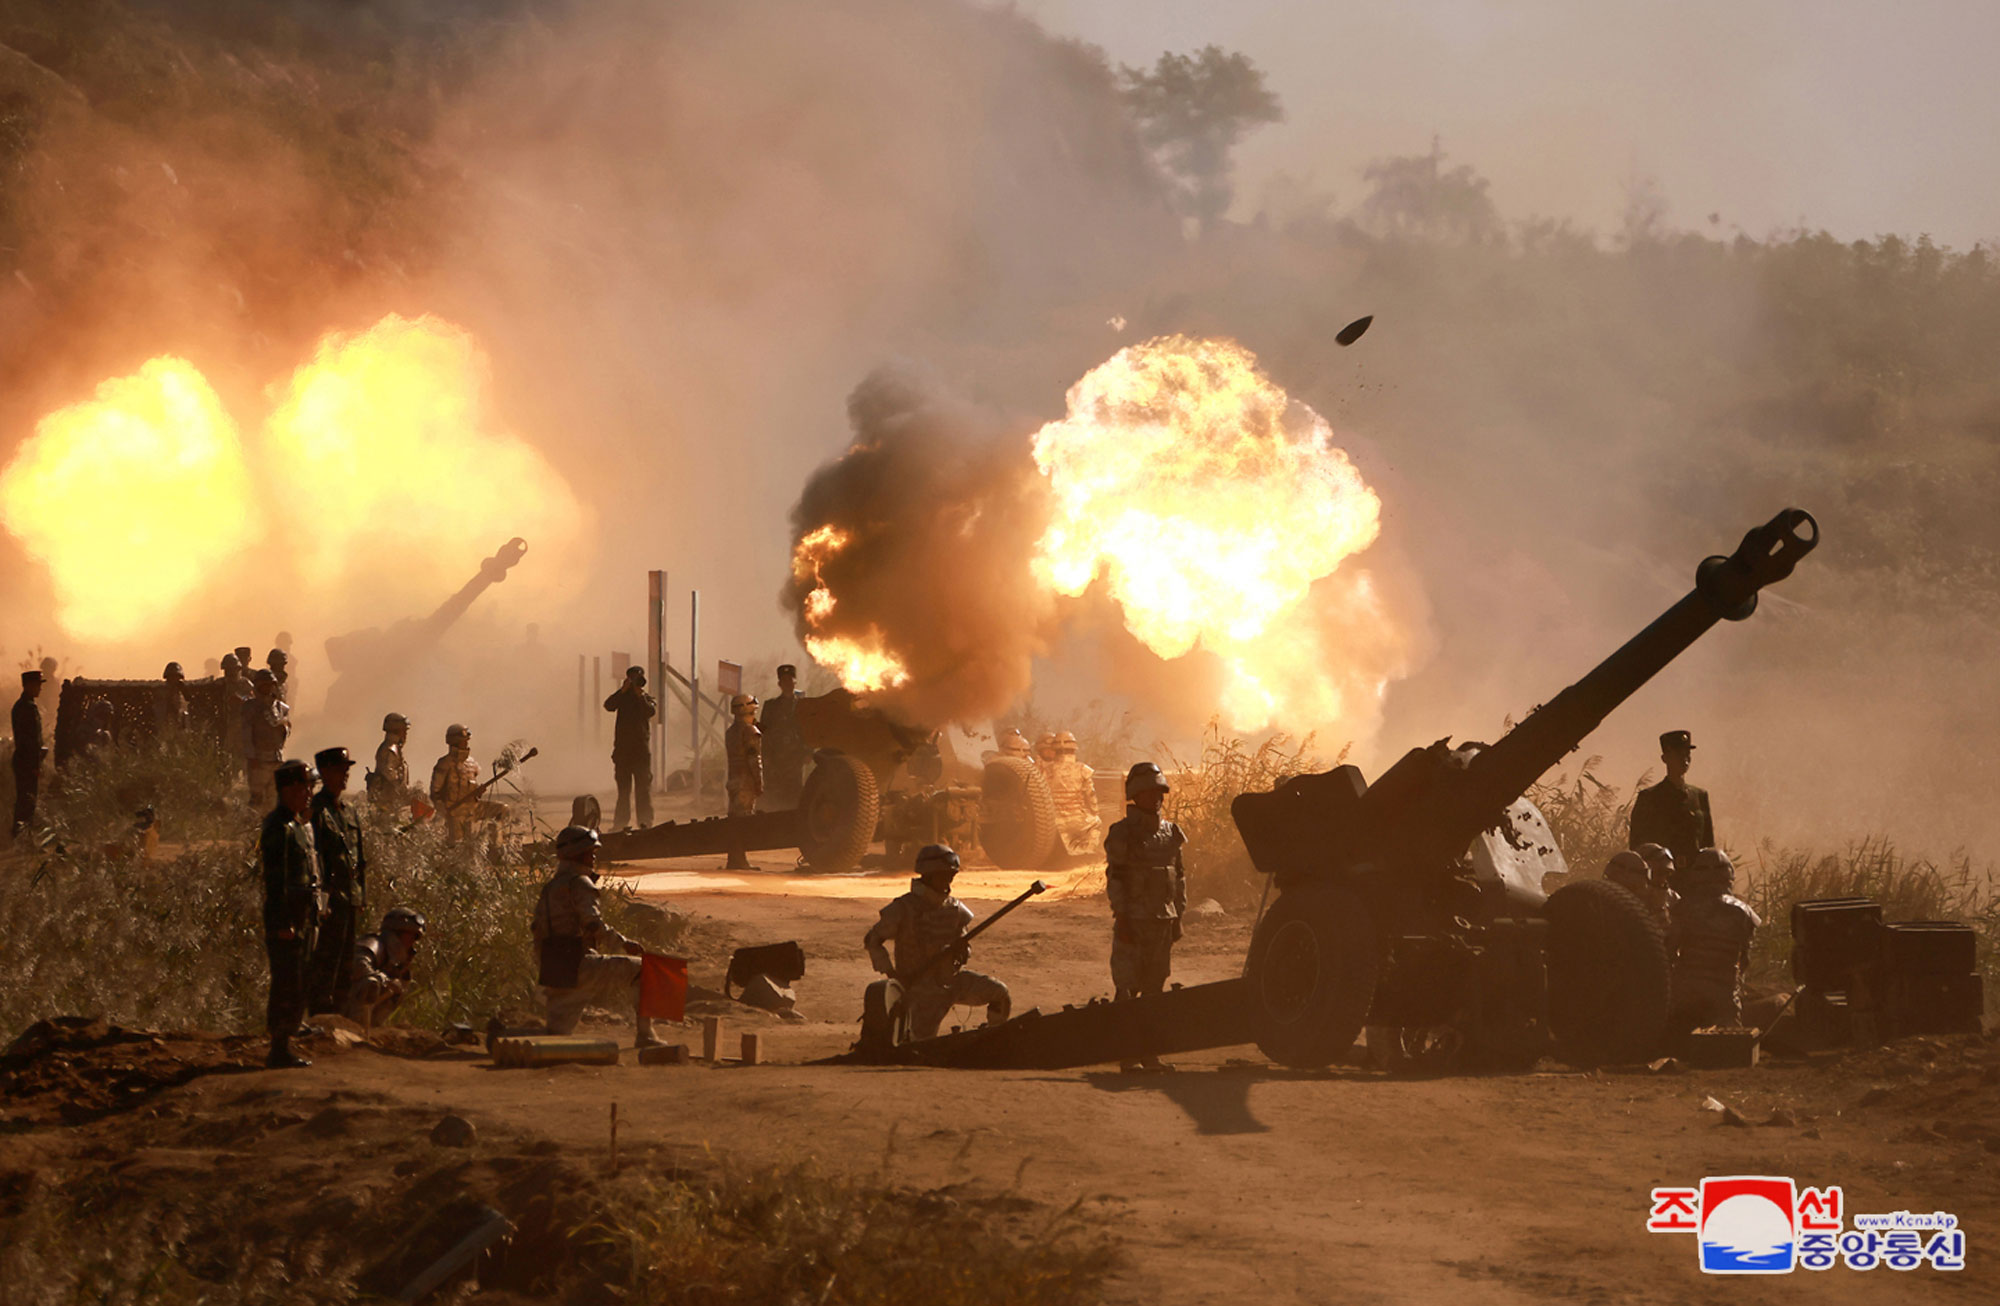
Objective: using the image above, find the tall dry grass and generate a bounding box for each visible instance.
[1159,720,1334,906]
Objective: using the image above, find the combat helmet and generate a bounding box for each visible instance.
[555,825,600,860]
[1603,850,1650,896]
[1124,761,1169,800]
[381,906,427,935]
[445,723,471,748]
[1686,847,1735,894]
[914,843,961,882]
[731,693,759,716]
[382,712,409,732]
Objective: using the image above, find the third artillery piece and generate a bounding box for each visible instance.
[846,508,1819,1071]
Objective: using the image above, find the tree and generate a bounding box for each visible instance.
[1356,139,1501,244]
[1120,46,1282,234]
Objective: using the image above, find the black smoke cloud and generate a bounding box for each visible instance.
[783,369,1053,729]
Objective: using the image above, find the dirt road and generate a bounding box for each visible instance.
[7,861,1996,1302]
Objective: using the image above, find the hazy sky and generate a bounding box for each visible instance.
[1013,0,2000,247]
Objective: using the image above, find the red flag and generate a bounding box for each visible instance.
[639,953,688,1022]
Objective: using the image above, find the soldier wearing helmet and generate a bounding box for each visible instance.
[1629,730,1715,887]
[242,669,292,812]
[996,728,1033,760]
[1034,733,1060,765]
[1103,761,1188,1071]
[724,694,763,867]
[603,665,657,832]
[862,844,1011,1042]
[1633,842,1680,925]
[429,723,483,842]
[218,653,251,774]
[760,664,806,810]
[154,661,191,736]
[306,746,369,1016]
[344,907,426,1029]
[531,825,661,1046]
[1666,847,1759,1033]
[369,713,414,815]
[265,647,291,705]
[1044,730,1102,857]
[261,759,325,1069]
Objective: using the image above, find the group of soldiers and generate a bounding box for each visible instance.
[1617,728,1761,1035]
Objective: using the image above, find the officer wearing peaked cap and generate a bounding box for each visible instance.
[11,669,46,838]
[262,759,324,1068]
[1628,730,1714,889]
[307,747,369,1015]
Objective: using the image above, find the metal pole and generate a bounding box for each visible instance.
[648,570,667,795]
[592,656,602,746]
[689,591,701,805]
[577,652,585,742]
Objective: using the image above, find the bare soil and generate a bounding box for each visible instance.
[3,860,1997,1302]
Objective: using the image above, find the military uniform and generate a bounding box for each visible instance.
[1629,778,1714,877]
[725,717,763,817]
[1668,892,1759,1029]
[345,931,412,1027]
[604,682,657,830]
[11,680,45,837]
[244,696,291,811]
[370,739,410,813]
[531,861,654,1039]
[430,751,482,841]
[1048,756,1102,856]
[261,802,321,1041]
[863,879,1010,1038]
[760,689,806,810]
[153,682,190,736]
[306,790,367,1013]
[1104,804,1188,997]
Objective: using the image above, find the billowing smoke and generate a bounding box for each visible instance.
[783,369,1052,728]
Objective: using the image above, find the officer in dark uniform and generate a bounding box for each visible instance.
[759,664,806,810]
[262,759,323,1068]
[11,669,46,838]
[1628,729,1714,890]
[603,666,657,831]
[307,747,368,1016]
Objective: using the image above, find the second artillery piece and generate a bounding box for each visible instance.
[838,507,1819,1071]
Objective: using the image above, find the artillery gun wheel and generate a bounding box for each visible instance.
[798,754,879,873]
[978,756,1058,869]
[1543,878,1670,1067]
[1246,884,1381,1069]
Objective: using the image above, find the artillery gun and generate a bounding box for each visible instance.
[321,537,529,721]
[597,689,1067,872]
[836,507,1819,1071]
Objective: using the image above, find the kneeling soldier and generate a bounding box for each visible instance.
[1667,847,1760,1033]
[532,825,661,1046]
[862,844,1010,1046]
[345,907,426,1029]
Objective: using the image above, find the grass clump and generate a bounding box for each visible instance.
[1159,719,1330,906]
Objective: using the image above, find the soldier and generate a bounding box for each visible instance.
[724,694,762,869]
[219,652,251,773]
[243,669,291,811]
[996,728,1033,760]
[603,666,657,831]
[1047,731,1102,856]
[344,907,425,1029]
[1602,850,1670,927]
[1667,848,1760,1033]
[759,664,806,810]
[1034,732,1060,766]
[154,662,191,736]
[261,759,323,1069]
[11,669,46,838]
[1634,842,1681,925]
[1629,730,1714,888]
[81,698,115,753]
[429,723,484,842]
[306,747,368,1016]
[1105,761,1187,1071]
[863,844,1011,1040]
[531,825,661,1045]
[266,647,291,705]
[368,712,414,815]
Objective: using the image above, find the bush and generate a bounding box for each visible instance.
[1160,719,1332,906]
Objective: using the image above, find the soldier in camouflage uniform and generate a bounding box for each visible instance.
[724,694,762,869]
[345,907,425,1029]
[531,826,660,1045]
[306,747,368,1015]
[997,728,1033,760]
[863,844,1010,1040]
[243,669,291,812]
[429,723,484,842]
[368,712,414,815]
[219,653,251,773]
[1105,761,1187,1071]
[1047,731,1102,856]
[1667,848,1760,1033]
[1634,842,1681,926]
[261,759,323,1069]
[154,662,191,736]
[1629,730,1714,890]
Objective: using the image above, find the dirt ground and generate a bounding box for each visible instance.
[5,856,1997,1302]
